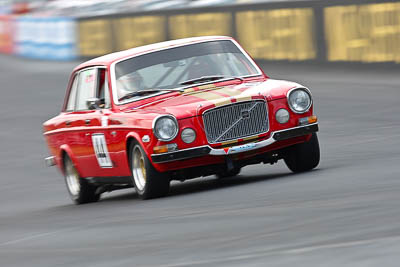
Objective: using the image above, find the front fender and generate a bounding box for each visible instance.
[125,130,154,161]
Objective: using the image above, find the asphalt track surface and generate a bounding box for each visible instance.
[1,55,400,267]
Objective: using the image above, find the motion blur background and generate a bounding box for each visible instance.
[0,0,399,62]
[1,1,400,267]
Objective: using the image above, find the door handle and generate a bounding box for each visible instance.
[85,119,91,125]
[65,120,71,126]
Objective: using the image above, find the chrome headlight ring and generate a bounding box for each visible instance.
[287,87,312,114]
[152,115,179,142]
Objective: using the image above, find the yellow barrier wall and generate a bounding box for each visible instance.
[112,16,166,51]
[325,3,400,63]
[168,13,232,39]
[78,19,113,57]
[236,8,316,61]
[76,2,400,64]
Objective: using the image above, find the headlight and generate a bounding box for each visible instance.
[276,109,290,124]
[153,115,178,141]
[181,128,196,143]
[287,88,312,113]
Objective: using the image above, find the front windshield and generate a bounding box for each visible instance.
[114,40,261,103]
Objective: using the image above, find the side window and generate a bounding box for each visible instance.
[76,69,97,111]
[97,69,111,109]
[65,74,79,112]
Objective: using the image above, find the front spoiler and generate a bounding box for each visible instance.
[151,123,318,163]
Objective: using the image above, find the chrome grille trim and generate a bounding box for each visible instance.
[202,100,269,144]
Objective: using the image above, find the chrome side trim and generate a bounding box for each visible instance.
[45,156,56,167]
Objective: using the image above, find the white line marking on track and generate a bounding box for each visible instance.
[0,227,82,247]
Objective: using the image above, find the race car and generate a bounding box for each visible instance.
[43,36,320,204]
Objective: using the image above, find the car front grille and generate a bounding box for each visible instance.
[202,100,269,144]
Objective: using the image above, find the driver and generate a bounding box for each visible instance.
[116,71,144,99]
[187,57,217,80]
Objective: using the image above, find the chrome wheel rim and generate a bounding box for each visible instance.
[132,146,146,191]
[65,160,80,196]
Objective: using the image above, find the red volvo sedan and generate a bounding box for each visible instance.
[43,36,320,204]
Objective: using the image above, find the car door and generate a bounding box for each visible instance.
[90,68,133,178]
[69,67,127,178]
[85,67,116,177]
[64,68,104,178]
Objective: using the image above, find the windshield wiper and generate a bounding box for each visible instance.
[180,75,225,86]
[180,76,245,86]
[118,88,183,102]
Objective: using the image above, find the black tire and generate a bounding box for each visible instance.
[284,133,320,173]
[216,167,241,179]
[64,156,100,204]
[129,142,170,200]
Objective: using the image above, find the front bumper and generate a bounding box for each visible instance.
[151,123,318,163]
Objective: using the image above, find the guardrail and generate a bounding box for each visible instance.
[1,0,399,63]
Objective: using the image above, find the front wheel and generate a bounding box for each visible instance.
[130,143,170,199]
[64,156,100,204]
[284,133,320,173]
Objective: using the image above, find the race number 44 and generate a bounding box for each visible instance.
[91,134,112,168]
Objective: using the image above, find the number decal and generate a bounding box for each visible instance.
[91,134,112,168]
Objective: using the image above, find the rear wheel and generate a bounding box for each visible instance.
[64,156,100,204]
[284,133,320,173]
[130,143,170,199]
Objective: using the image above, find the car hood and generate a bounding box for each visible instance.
[123,79,301,119]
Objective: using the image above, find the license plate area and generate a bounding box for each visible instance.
[227,143,256,154]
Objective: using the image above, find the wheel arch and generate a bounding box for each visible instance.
[59,144,82,176]
[125,132,148,162]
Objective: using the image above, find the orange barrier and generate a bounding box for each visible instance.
[0,15,14,54]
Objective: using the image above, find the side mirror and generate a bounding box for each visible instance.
[86,97,101,110]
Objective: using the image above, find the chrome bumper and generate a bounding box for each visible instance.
[210,123,318,155]
[45,156,56,167]
[151,123,318,163]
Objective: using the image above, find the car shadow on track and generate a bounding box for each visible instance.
[168,169,323,198]
[100,169,322,203]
